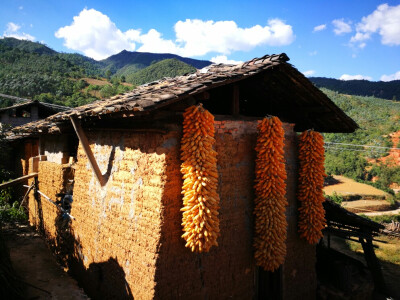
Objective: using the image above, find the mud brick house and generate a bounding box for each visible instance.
[8,53,357,299]
[0,98,69,128]
[0,98,69,177]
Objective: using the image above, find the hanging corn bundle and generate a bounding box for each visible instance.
[180,104,220,253]
[253,116,288,271]
[297,130,326,244]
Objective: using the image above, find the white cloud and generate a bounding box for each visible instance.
[350,32,370,43]
[2,22,35,41]
[380,71,400,81]
[339,74,372,81]
[55,9,296,60]
[332,19,352,35]
[351,4,400,47]
[332,19,351,35]
[313,24,326,32]
[6,22,20,32]
[173,18,295,57]
[18,6,23,10]
[303,70,316,77]
[359,42,366,49]
[55,8,138,60]
[136,29,179,54]
[309,50,317,56]
[210,55,243,65]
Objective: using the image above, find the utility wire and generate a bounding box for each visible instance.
[325,147,387,153]
[325,142,400,151]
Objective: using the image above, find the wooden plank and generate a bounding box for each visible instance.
[232,85,240,116]
[0,173,38,190]
[70,115,105,186]
[19,182,35,208]
[360,237,386,292]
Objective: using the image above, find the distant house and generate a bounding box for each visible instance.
[0,98,69,128]
[8,53,358,300]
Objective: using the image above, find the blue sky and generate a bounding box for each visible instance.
[1,0,400,81]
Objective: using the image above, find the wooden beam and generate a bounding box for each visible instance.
[360,237,386,292]
[232,85,240,117]
[194,92,210,101]
[70,115,105,186]
[20,182,35,208]
[0,173,38,190]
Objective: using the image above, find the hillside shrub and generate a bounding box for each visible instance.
[325,192,345,205]
[0,190,26,223]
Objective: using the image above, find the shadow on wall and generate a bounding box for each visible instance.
[32,198,134,299]
[71,256,134,300]
[31,126,258,299]
[153,128,258,298]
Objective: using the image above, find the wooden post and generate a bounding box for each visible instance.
[327,220,331,248]
[70,115,105,186]
[232,85,240,117]
[359,236,386,293]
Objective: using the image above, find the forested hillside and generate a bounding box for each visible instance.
[323,89,400,194]
[102,49,211,73]
[0,38,210,107]
[0,41,100,107]
[310,77,400,101]
[0,37,56,55]
[124,59,196,86]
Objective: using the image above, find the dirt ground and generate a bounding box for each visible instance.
[323,175,388,197]
[369,130,400,167]
[3,222,88,299]
[342,199,394,213]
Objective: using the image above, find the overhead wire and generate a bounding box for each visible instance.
[324,142,400,151]
[324,146,387,153]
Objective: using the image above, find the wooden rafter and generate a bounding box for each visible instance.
[70,114,105,186]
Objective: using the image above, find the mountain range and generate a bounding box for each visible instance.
[0,37,212,107]
[309,77,400,101]
[0,37,211,77]
[0,37,399,107]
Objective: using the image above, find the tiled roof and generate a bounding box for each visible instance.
[8,53,358,138]
[0,99,70,113]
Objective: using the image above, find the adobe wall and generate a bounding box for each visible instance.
[41,135,70,164]
[281,124,317,300]
[27,161,73,243]
[69,130,171,300]
[66,124,263,299]
[154,119,316,299]
[154,119,259,299]
[28,119,317,299]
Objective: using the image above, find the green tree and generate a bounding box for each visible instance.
[105,69,112,79]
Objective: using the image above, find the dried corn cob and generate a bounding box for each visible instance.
[297,130,326,244]
[180,104,220,253]
[253,116,288,271]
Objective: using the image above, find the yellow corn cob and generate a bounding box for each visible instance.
[180,104,220,253]
[297,130,326,244]
[253,116,288,271]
